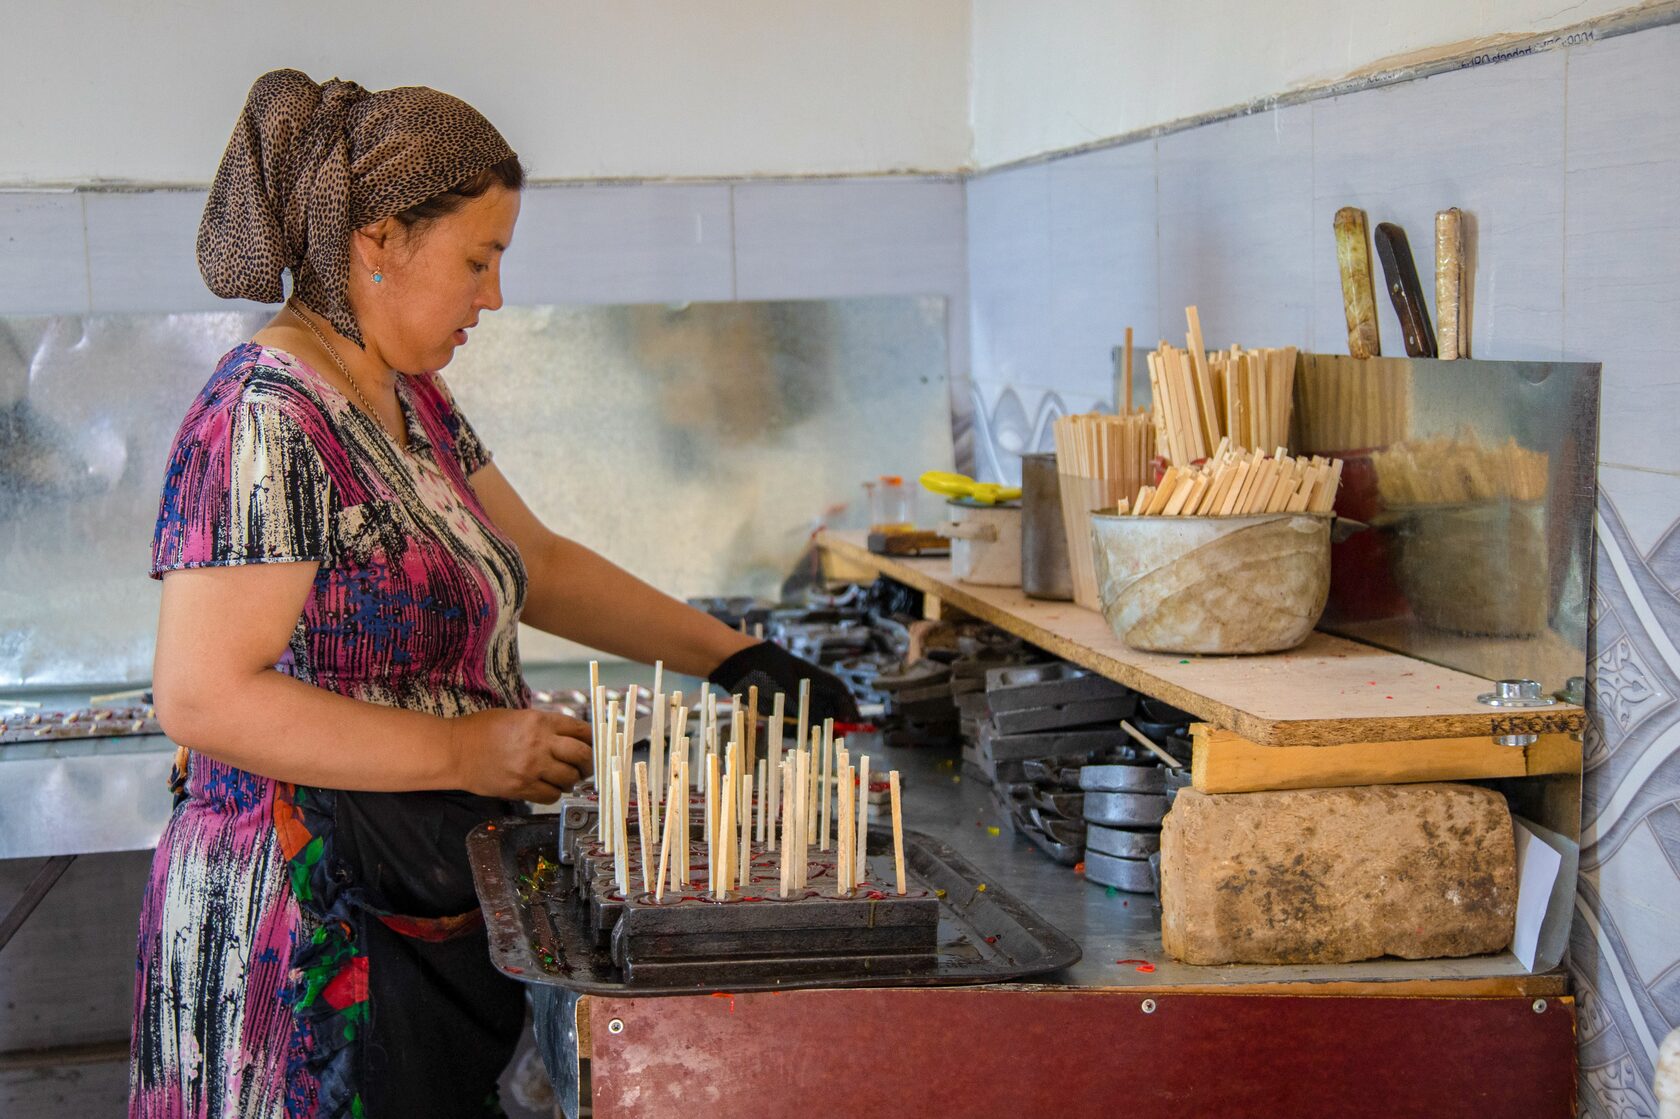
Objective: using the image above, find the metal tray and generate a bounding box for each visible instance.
[468,816,1081,997]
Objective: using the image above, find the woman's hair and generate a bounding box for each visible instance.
[392,154,525,237]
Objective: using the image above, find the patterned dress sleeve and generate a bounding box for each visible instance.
[151,378,335,577]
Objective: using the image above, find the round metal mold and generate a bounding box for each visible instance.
[1083,790,1169,828]
[1079,763,1167,794]
[1082,848,1158,893]
[1085,824,1160,859]
[1476,679,1557,708]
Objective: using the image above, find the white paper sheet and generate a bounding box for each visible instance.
[1511,818,1566,972]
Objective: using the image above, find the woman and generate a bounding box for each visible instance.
[132,70,856,1119]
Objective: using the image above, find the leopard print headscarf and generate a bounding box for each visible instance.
[198,69,515,346]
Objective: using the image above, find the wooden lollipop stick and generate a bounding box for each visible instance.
[756,758,768,844]
[655,773,679,902]
[619,686,638,840]
[793,747,809,890]
[1123,326,1134,413]
[652,659,664,704]
[779,760,794,898]
[855,754,870,888]
[648,694,666,838]
[768,692,785,851]
[588,661,601,790]
[835,763,853,897]
[678,752,691,887]
[611,770,629,893]
[602,698,620,854]
[889,771,907,896]
[795,680,810,774]
[738,773,752,888]
[745,684,759,774]
[819,718,834,851]
[717,762,736,899]
[705,752,720,896]
[634,761,653,893]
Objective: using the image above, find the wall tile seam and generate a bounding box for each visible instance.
[727,184,739,301]
[77,192,93,315]
[1562,46,1573,362]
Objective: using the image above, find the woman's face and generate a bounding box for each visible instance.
[351,184,521,373]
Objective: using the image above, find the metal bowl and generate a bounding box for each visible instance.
[1089,512,1330,654]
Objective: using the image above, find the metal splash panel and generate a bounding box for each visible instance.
[443,300,952,663]
[0,299,951,685]
[1293,354,1600,693]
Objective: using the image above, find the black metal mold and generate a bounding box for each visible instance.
[468,816,1081,997]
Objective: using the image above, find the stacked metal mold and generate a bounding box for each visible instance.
[977,663,1139,866]
[971,667,1199,894]
[872,626,1039,747]
[1080,698,1194,894]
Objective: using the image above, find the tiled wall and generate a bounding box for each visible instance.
[0,174,968,402]
[966,24,1680,1116]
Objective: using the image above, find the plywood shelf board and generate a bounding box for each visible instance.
[818,531,1584,746]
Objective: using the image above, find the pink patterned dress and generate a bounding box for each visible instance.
[132,344,530,1118]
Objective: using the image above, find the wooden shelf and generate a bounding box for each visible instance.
[818,530,1584,746]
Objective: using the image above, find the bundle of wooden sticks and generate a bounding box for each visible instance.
[1294,358,1414,453]
[1147,307,1300,465]
[586,662,908,902]
[1371,434,1548,506]
[1125,442,1343,517]
[1051,411,1156,491]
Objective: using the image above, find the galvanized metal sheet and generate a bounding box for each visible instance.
[1295,354,1598,694]
[0,299,952,685]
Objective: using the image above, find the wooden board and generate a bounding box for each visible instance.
[818,530,1584,746]
[1191,725,1583,794]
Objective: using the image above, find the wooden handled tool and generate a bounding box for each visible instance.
[1435,208,1468,359]
[1374,222,1437,358]
[1334,207,1381,359]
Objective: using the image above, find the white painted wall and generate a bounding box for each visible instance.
[970,0,1644,167]
[0,0,969,184]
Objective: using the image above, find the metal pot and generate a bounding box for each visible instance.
[941,498,1023,587]
[1020,452,1073,600]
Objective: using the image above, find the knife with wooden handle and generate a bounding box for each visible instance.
[1374,221,1437,358]
[1435,208,1467,359]
[1334,207,1381,358]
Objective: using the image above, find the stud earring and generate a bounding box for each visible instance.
[372,271,384,284]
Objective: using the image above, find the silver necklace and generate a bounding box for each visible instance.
[286,301,399,444]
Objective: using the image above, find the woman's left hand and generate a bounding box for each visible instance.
[708,641,861,724]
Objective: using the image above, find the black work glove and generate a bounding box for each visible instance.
[708,641,862,724]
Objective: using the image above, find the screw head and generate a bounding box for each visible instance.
[608,1018,625,1034]
[1141,999,1157,1014]
[1531,999,1547,1014]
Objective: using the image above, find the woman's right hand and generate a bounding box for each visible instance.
[450,709,593,803]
